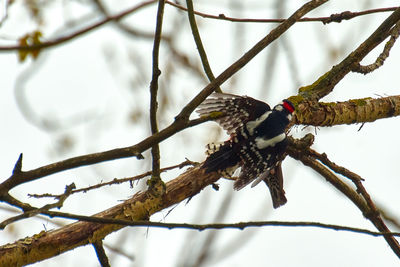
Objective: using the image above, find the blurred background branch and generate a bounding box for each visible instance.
[1,0,400,266]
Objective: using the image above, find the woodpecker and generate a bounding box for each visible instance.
[197,93,295,208]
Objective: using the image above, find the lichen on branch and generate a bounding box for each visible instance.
[293,96,400,126]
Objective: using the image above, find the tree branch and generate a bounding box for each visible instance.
[287,138,400,258]
[185,0,221,92]
[0,0,325,195]
[166,1,398,24]
[0,165,220,266]
[149,0,165,180]
[93,0,161,39]
[175,0,328,122]
[2,161,400,265]
[0,112,216,196]
[93,240,111,267]
[0,1,157,52]
[0,184,75,229]
[293,95,400,126]
[2,1,400,265]
[27,160,196,199]
[290,7,400,101]
[353,20,400,74]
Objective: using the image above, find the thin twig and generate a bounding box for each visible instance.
[2,193,35,211]
[93,0,161,39]
[309,150,364,182]
[307,149,399,255]
[0,1,326,221]
[166,1,398,24]
[0,115,214,195]
[309,149,382,221]
[149,0,165,179]
[191,190,234,267]
[0,183,75,229]
[287,140,400,258]
[93,240,111,267]
[0,3,397,53]
[27,160,197,199]
[14,209,400,237]
[185,0,222,92]
[294,7,400,101]
[353,21,400,74]
[175,0,329,123]
[0,0,157,52]
[93,0,208,82]
[0,0,325,195]
[0,165,221,266]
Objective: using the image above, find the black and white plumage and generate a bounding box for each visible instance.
[197,93,295,208]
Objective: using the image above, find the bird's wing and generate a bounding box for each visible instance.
[196,93,271,135]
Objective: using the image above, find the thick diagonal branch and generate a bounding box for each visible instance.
[0,166,220,266]
[0,0,326,195]
[293,7,400,101]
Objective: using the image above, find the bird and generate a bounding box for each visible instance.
[196,93,295,208]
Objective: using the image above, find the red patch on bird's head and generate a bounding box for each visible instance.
[282,100,295,113]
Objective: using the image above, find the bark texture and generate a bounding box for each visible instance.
[0,165,220,267]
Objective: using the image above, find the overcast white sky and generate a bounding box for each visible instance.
[1,1,400,266]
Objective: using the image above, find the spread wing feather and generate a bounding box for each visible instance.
[197,93,271,135]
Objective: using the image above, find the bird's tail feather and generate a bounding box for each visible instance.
[202,143,239,175]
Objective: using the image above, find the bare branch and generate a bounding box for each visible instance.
[175,0,329,122]
[185,0,221,92]
[309,150,364,182]
[11,153,23,175]
[0,145,144,195]
[3,198,400,265]
[291,7,400,101]
[293,96,400,126]
[0,114,215,195]
[0,1,323,195]
[93,240,111,267]
[93,0,160,39]
[1,134,399,264]
[307,149,399,255]
[0,165,221,266]
[166,1,398,24]
[27,160,196,198]
[3,1,400,264]
[287,137,400,258]
[0,183,75,229]
[2,193,34,212]
[0,0,157,52]
[353,21,400,73]
[149,0,165,180]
